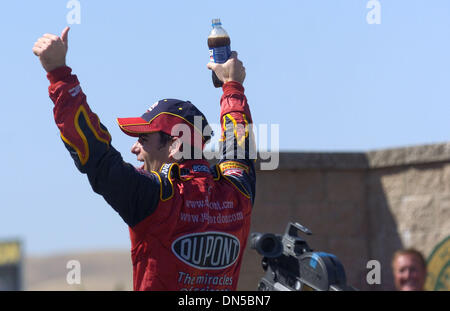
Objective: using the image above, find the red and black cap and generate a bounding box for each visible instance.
[117,99,212,149]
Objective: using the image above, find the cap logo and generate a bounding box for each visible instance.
[148,101,159,112]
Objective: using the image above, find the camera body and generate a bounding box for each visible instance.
[251,222,355,291]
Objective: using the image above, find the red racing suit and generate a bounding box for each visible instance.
[47,66,256,291]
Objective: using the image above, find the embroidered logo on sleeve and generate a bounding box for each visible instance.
[68,85,81,97]
[219,161,249,177]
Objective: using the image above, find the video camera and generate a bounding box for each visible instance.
[251,222,356,291]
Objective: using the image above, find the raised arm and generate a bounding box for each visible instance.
[207,52,256,204]
[32,28,161,227]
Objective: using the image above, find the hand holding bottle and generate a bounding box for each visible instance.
[207,51,246,85]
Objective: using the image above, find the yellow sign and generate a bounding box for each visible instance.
[0,241,21,266]
[425,236,450,291]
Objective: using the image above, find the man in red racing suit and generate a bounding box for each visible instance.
[33,27,255,291]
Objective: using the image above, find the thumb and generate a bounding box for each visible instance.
[207,62,218,71]
[61,26,70,45]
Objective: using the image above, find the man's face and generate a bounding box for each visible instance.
[131,132,171,172]
[393,254,426,291]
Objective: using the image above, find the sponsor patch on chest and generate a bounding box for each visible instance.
[172,232,240,270]
[192,165,210,173]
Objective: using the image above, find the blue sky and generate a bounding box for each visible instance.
[0,0,449,255]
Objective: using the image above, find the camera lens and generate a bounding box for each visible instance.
[261,236,276,253]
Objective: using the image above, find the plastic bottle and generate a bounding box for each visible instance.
[208,18,231,88]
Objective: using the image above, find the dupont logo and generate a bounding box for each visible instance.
[172,232,240,270]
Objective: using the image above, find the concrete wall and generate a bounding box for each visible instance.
[237,143,450,290]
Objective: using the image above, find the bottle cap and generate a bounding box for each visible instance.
[211,18,222,27]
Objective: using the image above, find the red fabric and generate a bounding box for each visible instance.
[221,82,252,123]
[47,66,72,84]
[48,66,111,164]
[129,160,252,291]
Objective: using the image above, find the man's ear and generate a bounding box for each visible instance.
[168,137,183,161]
